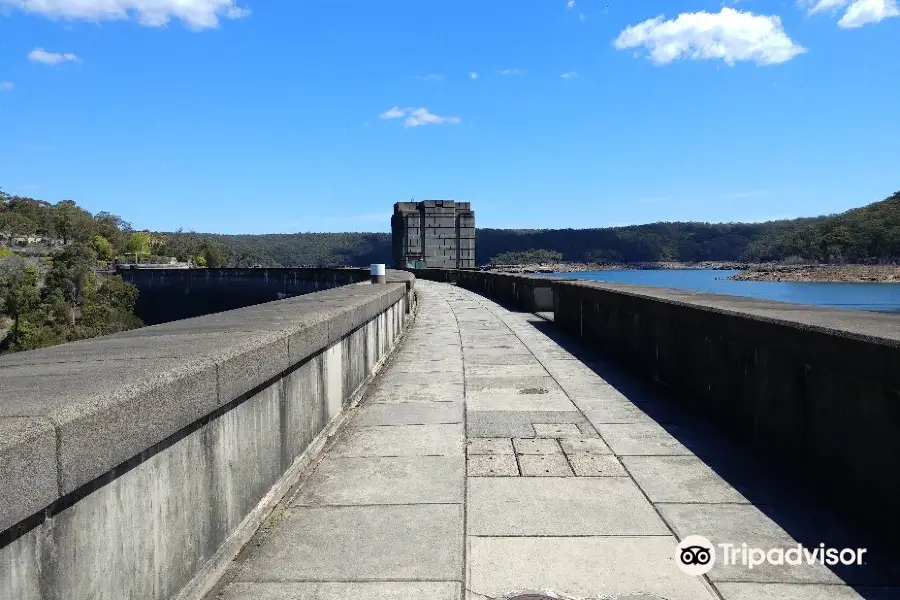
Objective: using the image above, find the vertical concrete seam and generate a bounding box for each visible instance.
[52,418,64,499]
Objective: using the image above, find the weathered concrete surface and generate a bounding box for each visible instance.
[211,280,900,600]
[0,275,415,600]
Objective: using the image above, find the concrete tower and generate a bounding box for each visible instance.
[391,200,475,269]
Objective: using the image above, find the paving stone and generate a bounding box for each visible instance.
[512,437,561,455]
[220,582,462,600]
[596,422,694,455]
[389,362,463,374]
[467,454,518,477]
[292,456,464,506]
[368,384,464,404]
[466,437,513,455]
[467,389,575,412]
[330,424,463,457]
[378,371,464,387]
[533,423,582,437]
[467,477,669,535]
[463,352,539,366]
[234,505,463,581]
[559,437,612,455]
[464,364,545,378]
[658,503,843,584]
[518,453,572,477]
[581,401,664,423]
[467,411,597,438]
[466,375,561,392]
[568,453,628,477]
[354,401,463,426]
[623,455,750,503]
[714,583,891,600]
[467,536,715,600]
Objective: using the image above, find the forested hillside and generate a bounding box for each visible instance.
[5,188,898,270]
[167,232,393,268]
[1,191,145,352]
[741,191,900,263]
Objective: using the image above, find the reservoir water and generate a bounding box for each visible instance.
[553,269,900,314]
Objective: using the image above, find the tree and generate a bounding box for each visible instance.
[52,200,95,244]
[77,275,143,336]
[94,212,131,252]
[127,232,152,263]
[92,235,115,261]
[0,212,37,240]
[490,249,564,265]
[0,264,40,345]
[44,243,97,323]
[199,239,227,267]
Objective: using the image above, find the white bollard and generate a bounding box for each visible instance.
[370,263,386,284]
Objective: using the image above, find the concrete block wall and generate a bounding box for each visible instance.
[392,200,475,268]
[410,267,900,542]
[0,272,415,600]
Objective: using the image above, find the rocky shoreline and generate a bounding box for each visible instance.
[729,264,900,283]
[486,261,900,283]
[485,261,751,274]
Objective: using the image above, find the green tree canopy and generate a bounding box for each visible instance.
[127,232,152,263]
[52,200,96,244]
[199,239,227,268]
[490,249,564,265]
[45,243,97,308]
[92,235,115,261]
[0,263,41,345]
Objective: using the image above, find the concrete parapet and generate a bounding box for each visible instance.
[0,271,415,600]
[118,267,373,325]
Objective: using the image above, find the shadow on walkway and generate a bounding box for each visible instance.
[517,313,900,598]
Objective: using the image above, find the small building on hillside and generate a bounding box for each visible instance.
[391,200,475,269]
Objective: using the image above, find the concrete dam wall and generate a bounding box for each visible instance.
[0,272,416,600]
[411,267,900,540]
[118,267,372,325]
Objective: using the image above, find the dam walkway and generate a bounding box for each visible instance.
[206,280,898,600]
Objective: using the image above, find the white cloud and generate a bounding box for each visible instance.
[380,106,406,120]
[614,8,806,66]
[561,71,578,79]
[469,71,479,79]
[499,68,523,75]
[0,81,14,90]
[567,0,575,8]
[379,106,460,128]
[28,47,80,65]
[802,0,900,27]
[0,0,250,29]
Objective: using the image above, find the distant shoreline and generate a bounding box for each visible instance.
[486,261,900,283]
[729,264,900,283]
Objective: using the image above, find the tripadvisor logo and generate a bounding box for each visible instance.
[675,535,868,577]
[676,535,715,576]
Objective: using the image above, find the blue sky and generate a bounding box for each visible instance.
[1,0,898,234]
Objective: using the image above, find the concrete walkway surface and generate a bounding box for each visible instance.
[207,281,900,600]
